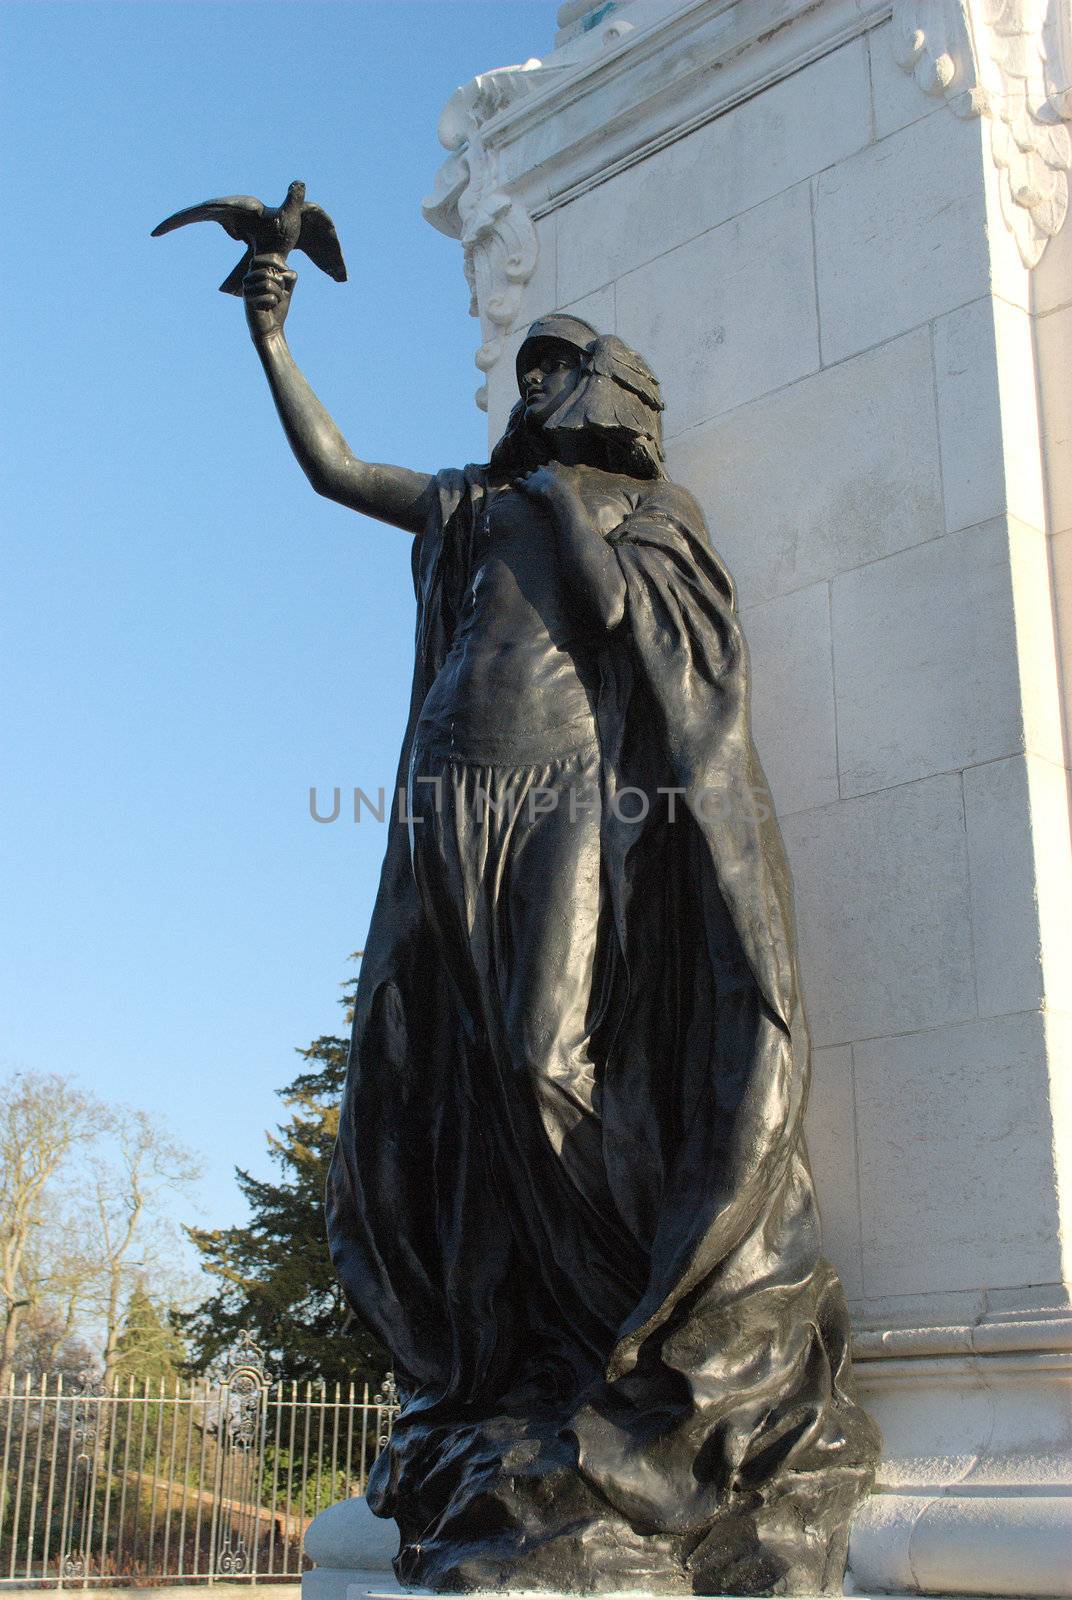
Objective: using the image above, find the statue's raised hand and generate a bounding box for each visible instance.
[243,258,297,340]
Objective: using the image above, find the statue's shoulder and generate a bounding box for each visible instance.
[623,477,711,543]
[437,463,490,501]
[422,463,491,536]
[619,477,737,608]
[651,477,704,515]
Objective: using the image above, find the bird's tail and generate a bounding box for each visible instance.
[218,247,255,297]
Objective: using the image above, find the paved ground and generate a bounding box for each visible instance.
[0,1581,1011,1600]
[0,1588,304,1600]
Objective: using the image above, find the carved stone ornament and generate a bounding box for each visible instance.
[893,0,1072,265]
[422,64,548,409]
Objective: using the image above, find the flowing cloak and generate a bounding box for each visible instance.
[326,466,878,1594]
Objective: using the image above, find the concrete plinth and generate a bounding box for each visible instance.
[303,1565,1040,1600]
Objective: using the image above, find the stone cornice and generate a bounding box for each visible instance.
[423,0,892,404]
[425,0,1072,401]
[486,0,893,211]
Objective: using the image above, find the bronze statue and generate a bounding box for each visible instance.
[157,224,879,1595]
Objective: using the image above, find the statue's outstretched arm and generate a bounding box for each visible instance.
[244,259,433,535]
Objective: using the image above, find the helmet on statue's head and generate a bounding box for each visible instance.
[492,314,666,480]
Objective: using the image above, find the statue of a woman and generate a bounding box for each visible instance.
[241,259,879,1596]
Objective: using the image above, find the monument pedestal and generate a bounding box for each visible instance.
[850,1298,1071,1595]
[307,1,1072,1595]
[303,1485,1043,1598]
[305,1498,398,1594]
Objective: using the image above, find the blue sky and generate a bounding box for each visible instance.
[2,1,558,1267]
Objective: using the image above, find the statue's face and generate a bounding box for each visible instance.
[518,339,581,426]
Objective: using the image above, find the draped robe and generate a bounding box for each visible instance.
[326,465,880,1596]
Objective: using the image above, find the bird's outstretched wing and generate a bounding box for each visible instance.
[296,204,347,282]
[151,196,266,244]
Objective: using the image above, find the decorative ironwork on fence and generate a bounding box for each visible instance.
[0,1337,399,1587]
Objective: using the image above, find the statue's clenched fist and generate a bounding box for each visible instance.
[243,257,297,339]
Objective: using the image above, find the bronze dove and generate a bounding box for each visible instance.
[151,180,347,295]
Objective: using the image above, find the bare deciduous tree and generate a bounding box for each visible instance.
[0,1071,104,1388]
[91,1109,202,1385]
[1,1072,203,1388]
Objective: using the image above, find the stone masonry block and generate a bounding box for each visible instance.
[741,580,839,816]
[964,753,1072,1020]
[666,328,942,606]
[831,520,1026,797]
[815,110,989,363]
[854,1012,1063,1297]
[556,37,871,304]
[616,182,819,432]
[781,774,976,1048]
[933,297,1046,536]
[805,1043,864,1300]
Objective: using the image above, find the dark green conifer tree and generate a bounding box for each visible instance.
[113,1281,187,1385]
[181,966,387,1385]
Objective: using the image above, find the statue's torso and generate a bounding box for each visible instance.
[416,481,606,762]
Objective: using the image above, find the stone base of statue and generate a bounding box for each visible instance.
[304,1498,397,1597]
[302,1496,1048,1600]
[300,1296,1071,1600]
[848,1295,1072,1598]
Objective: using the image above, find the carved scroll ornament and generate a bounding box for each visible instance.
[422,64,547,409]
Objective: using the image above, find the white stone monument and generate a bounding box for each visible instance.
[306,2,1071,1595]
